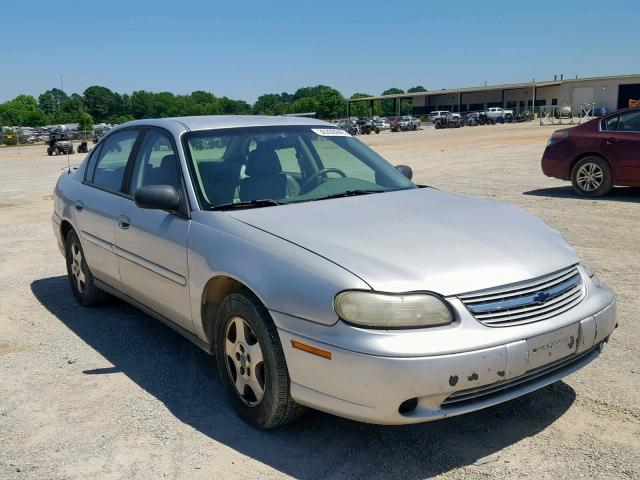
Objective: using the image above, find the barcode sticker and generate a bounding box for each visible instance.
[311,128,350,137]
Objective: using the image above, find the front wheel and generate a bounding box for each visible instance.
[571,157,612,197]
[65,230,109,306]
[215,293,305,429]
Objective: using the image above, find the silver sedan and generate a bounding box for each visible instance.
[52,116,616,428]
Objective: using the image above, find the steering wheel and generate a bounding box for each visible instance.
[302,168,347,191]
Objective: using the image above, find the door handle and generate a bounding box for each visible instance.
[74,201,83,212]
[117,215,131,230]
[606,137,616,145]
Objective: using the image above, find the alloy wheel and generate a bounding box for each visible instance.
[70,241,86,294]
[576,162,604,192]
[224,316,266,406]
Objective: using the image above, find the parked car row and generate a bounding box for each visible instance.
[336,116,421,134]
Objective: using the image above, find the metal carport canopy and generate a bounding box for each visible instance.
[347,81,563,103]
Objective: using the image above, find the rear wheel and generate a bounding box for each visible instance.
[65,230,109,306]
[571,156,612,197]
[215,293,305,429]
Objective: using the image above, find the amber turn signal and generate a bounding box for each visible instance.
[291,340,332,359]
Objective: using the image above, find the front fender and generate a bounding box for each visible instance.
[188,211,370,342]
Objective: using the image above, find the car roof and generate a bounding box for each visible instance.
[111,115,332,136]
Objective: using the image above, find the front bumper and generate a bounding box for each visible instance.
[274,279,616,425]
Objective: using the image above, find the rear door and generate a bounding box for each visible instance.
[114,128,193,332]
[599,109,640,183]
[75,129,142,289]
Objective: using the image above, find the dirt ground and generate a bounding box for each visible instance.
[1,122,639,479]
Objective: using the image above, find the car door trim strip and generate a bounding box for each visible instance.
[113,245,187,286]
[81,230,114,252]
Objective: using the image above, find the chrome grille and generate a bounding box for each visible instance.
[459,266,585,327]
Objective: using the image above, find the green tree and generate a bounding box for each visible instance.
[290,97,318,114]
[407,85,427,93]
[1,95,48,126]
[78,112,94,133]
[219,97,251,115]
[130,90,154,118]
[38,88,68,115]
[188,91,222,115]
[83,86,122,122]
[293,85,333,101]
[253,93,289,115]
[316,88,345,119]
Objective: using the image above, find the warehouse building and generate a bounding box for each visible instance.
[347,73,640,117]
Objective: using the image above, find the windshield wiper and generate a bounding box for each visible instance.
[211,199,281,211]
[312,189,386,202]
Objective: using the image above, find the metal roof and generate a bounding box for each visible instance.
[348,73,640,102]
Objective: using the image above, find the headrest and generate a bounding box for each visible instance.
[246,147,282,177]
[160,154,177,170]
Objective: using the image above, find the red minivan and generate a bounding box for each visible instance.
[541,108,640,196]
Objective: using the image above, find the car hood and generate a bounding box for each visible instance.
[228,188,578,296]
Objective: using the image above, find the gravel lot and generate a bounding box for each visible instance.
[1,122,639,479]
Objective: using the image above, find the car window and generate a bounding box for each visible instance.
[129,130,182,194]
[275,147,302,175]
[92,130,139,191]
[186,136,231,166]
[310,135,376,183]
[601,115,620,132]
[618,110,640,132]
[83,144,102,182]
[183,126,414,209]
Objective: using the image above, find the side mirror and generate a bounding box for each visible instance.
[395,165,413,180]
[135,185,180,211]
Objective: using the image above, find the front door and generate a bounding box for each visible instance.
[114,129,193,333]
[599,109,640,183]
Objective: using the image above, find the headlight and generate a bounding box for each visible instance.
[334,291,453,328]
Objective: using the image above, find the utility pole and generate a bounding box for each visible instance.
[60,75,64,92]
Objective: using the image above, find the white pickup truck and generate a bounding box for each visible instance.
[428,110,461,122]
[485,107,513,120]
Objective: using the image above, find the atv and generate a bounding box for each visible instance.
[47,130,75,156]
[356,118,380,135]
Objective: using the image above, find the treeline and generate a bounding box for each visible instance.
[0,84,428,128]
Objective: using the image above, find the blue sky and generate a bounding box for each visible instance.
[1,0,638,103]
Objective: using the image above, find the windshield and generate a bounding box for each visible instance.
[182,126,415,209]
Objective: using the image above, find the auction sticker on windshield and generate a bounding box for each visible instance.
[311,128,350,136]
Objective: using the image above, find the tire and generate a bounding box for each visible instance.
[215,293,305,429]
[47,147,52,156]
[65,230,109,306]
[571,156,613,197]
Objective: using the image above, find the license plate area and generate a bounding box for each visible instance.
[527,323,579,370]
